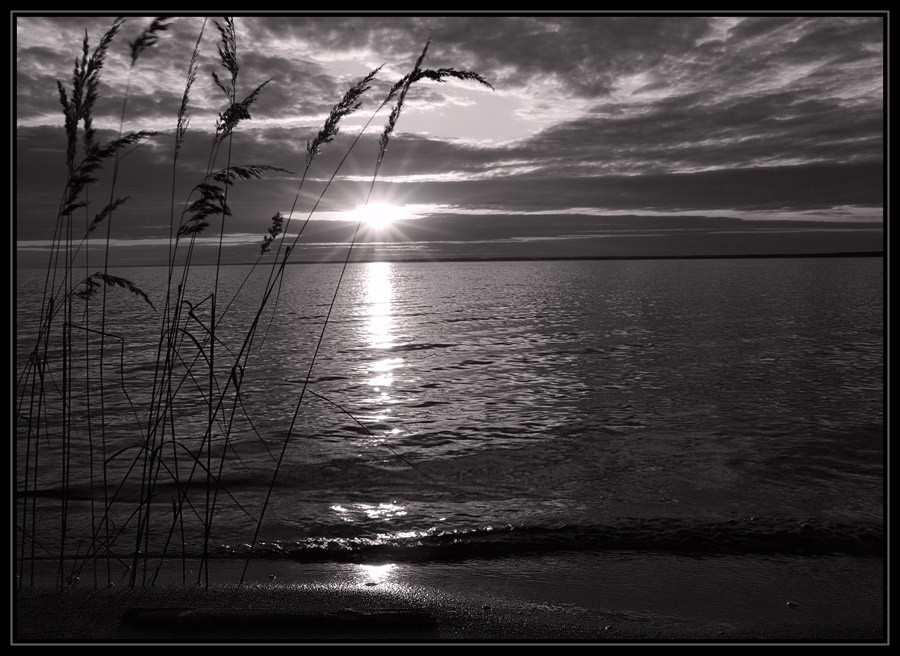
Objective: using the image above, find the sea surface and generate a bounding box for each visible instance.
[14,257,884,580]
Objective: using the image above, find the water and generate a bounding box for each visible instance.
[14,257,884,572]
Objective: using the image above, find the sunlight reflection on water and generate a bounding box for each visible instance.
[14,258,884,558]
[357,563,398,585]
[331,502,409,524]
[365,261,395,349]
[360,262,406,438]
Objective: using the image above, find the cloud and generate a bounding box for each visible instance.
[507,92,882,176]
[362,161,884,216]
[14,13,884,255]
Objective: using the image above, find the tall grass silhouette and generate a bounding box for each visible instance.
[14,16,492,590]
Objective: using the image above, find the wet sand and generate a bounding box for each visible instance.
[12,552,885,644]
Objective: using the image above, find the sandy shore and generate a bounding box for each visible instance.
[12,552,885,644]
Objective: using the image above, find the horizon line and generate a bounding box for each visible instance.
[14,250,884,270]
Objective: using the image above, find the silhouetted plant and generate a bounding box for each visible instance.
[14,15,491,591]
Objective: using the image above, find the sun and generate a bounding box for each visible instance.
[351,202,408,228]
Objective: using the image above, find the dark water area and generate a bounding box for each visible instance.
[14,256,884,568]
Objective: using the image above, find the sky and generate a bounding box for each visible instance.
[14,12,886,266]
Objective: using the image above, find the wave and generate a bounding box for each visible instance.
[204,517,884,563]
[380,342,457,352]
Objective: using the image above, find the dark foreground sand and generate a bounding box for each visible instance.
[12,552,886,644]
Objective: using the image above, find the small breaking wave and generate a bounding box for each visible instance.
[207,517,884,563]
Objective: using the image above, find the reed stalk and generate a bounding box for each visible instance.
[15,16,490,591]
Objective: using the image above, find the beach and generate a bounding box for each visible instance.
[13,551,885,644]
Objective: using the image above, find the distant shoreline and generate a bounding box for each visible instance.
[15,250,885,269]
